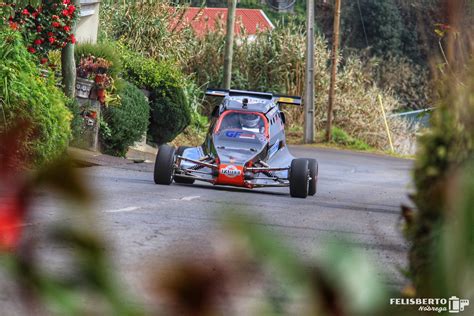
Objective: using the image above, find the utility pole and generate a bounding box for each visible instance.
[325,0,342,142]
[223,0,237,90]
[303,0,315,143]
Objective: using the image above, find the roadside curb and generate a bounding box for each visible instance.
[67,147,148,167]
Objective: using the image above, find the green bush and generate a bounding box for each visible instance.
[118,46,191,144]
[331,127,371,151]
[100,80,150,157]
[0,29,71,166]
[74,43,122,78]
[149,87,191,145]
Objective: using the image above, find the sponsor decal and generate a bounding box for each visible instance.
[239,133,256,139]
[389,296,470,313]
[225,131,242,138]
[220,165,242,178]
[225,131,256,139]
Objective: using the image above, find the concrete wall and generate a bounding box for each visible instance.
[76,0,101,44]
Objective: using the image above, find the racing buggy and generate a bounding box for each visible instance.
[153,89,318,198]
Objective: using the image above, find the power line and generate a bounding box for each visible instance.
[264,0,296,11]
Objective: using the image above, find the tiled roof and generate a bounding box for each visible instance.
[175,7,274,36]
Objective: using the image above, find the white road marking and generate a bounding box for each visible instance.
[181,195,200,201]
[104,206,140,213]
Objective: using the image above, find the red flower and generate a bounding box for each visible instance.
[64,25,71,32]
[40,57,48,64]
[63,0,71,4]
[68,5,76,14]
[27,46,36,53]
[47,32,54,36]
[0,198,24,251]
[52,21,61,28]
[37,26,42,32]
[48,37,55,44]
[34,39,42,45]
[21,9,29,15]
[62,9,69,16]
[9,22,18,30]
[32,11,39,18]
[52,15,59,20]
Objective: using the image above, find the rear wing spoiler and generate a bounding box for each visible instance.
[274,95,302,106]
[206,88,273,100]
[205,88,302,105]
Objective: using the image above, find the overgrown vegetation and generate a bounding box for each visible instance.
[0,29,71,166]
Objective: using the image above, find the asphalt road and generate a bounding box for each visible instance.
[2,146,413,313]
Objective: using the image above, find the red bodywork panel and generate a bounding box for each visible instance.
[216,164,245,186]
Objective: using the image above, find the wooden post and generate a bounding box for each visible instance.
[325,0,342,142]
[303,0,315,143]
[223,0,237,90]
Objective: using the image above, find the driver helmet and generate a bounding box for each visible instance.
[239,113,260,129]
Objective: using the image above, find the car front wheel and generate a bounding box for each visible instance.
[289,158,309,198]
[154,144,176,185]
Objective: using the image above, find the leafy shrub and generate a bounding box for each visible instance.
[0,29,71,166]
[149,87,191,145]
[118,46,191,144]
[74,43,122,79]
[331,127,371,151]
[100,81,150,157]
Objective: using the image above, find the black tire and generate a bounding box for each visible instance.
[174,146,195,184]
[307,159,318,196]
[289,158,309,198]
[154,144,176,185]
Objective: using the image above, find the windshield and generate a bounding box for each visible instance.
[216,111,267,135]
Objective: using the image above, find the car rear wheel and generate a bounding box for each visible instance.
[174,146,195,184]
[307,159,318,196]
[154,144,176,185]
[289,158,309,198]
